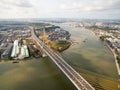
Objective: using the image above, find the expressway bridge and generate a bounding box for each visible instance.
[31,28,95,90]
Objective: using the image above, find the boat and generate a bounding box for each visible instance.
[13,60,19,63]
[83,39,87,43]
[83,40,86,42]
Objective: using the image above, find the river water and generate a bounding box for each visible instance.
[59,24,120,90]
[0,24,119,90]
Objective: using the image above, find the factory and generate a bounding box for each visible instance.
[1,44,13,60]
[11,39,29,60]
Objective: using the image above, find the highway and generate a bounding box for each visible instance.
[31,28,95,90]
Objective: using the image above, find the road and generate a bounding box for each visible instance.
[31,28,95,90]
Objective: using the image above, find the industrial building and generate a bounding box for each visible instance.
[1,44,13,60]
[20,45,29,58]
[11,40,19,58]
[11,40,29,59]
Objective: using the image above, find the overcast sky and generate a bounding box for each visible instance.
[0,0,120,19]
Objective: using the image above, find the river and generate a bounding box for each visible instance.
[0,23,119,90]
[59,24,120,90]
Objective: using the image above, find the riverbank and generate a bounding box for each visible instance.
[49,41,71,52]
[70,38,79,46]
[92,29,120,76]
[106,43,120,75]
[60,27,119,90]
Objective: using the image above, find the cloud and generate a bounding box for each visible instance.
[60,0,120,12]
[0,0,33,8]
[0,0,119,19]
[0,0,36,19]
[16,0,33,8]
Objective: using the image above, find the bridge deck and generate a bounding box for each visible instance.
[31,28,95,90]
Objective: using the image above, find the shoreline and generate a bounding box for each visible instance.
[91,29,120,76]
[70,38,79,46]
[106,43,120,75]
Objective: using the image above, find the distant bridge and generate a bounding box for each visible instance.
[31,27,95,90]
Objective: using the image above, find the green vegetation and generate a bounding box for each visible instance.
[117,55,120,64]
[24,38,33,44]
[99,36,110,41]
[46,26,60,30]
[49,40,71,52]
[99,36,106,41]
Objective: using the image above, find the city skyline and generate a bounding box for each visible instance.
[0,0,120,19]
